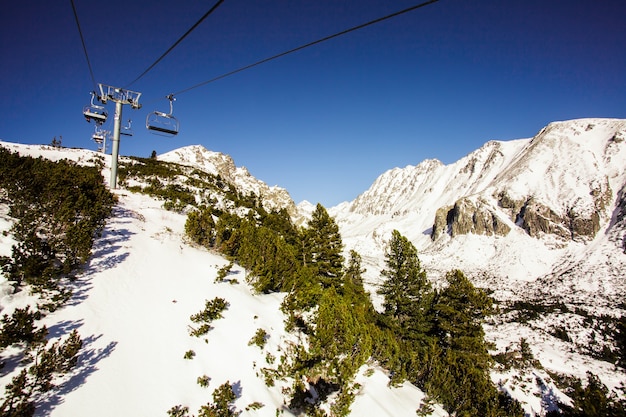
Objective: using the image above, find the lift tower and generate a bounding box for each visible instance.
[98,84,142,189]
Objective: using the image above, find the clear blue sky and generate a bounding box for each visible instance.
[1,0,625,207]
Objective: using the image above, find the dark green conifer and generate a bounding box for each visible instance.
[185,207,215,248]
[301,203,344,287]
[378,230,433,340]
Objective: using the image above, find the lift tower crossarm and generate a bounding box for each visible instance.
[97,84,142,189]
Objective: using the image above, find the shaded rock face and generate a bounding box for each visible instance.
[495,189,608,241]
[431,181,611,242]
[431,198,510,240]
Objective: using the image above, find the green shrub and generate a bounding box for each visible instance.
[248,328,268,349]
[190,298,228,323]
[197,375,211,388]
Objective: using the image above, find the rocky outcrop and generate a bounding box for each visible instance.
[431,198,510,240]
[432,181,611,242]
[495,188,610,241]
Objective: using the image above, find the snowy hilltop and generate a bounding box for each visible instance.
[159,144,298,216]
[0,117,625,417]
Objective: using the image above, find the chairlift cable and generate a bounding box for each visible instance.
[125,0,226,88]
[170,0,440,97]
[70,0,98,91]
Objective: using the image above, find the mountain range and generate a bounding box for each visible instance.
[157,117,626,411]
[0,117,624,416]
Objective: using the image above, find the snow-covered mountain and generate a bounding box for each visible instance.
[159,144,298,216]
[1,117,625,416]
[330,118,626,412]
[333,118,626,298]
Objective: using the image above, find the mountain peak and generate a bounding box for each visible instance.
[159,144,298,216]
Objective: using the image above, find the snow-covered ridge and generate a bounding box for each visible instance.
[159,144,298,215]
[334,117,626,303]
[346,118,626,221]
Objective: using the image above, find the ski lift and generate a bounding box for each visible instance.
[146,95,179,137]
[92,126,108,152]
[121,119,133,136]
[83,91,108,125]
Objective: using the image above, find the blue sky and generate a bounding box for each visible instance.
[1,0,625,207]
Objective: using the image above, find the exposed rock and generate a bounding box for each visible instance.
[517,198,571,239]
[495,188,608,241]
[431,198,510,240]
[431,205,451,240]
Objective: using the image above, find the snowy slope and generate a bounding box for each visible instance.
[0,143,447,417]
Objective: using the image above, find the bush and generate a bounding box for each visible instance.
[0,330,83,416]
[197,375,211,388]
[248,328,268,349]
[0,147,114,300]
[197,382,241,417]
[190,298,228,324]
[0,306,47,348]
[215,262,234,283]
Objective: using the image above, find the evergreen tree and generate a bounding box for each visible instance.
[431,269,493,352]
[0,307,47,348]
[214,213,242,256]
[185,207,215,248]
[343,250,366,296]
[426,269,509,417]
[554,372,626,417]
[301,204,344,287]
[378,230,433,340]
[310,287,374,384]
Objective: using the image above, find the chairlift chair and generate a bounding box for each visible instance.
[146,95,179,137]
[83,91,108,125]
[121,119,133,136]
[92,126,108,152]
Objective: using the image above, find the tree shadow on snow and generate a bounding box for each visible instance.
[538,374,562,415]
[46,319,85,340]
[0,349,25,378]
[34,334,118,415]
[65,208,137,307]
[87,204,141,274]
[0,320,85,377]
[232,380,243,398]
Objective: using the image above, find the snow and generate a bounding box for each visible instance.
[0,145,443,417]
[2,118,626,417]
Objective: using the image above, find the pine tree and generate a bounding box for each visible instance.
[343,250,365,295]
[311,287,374,383]
[0,307,47,348]
[556,372,626,417]
[301,203,344,287]
[427,269,509,417]
[185,207,215,248]
[0,369,35,417]
[378,230,433,340]
[432,269,493,352]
